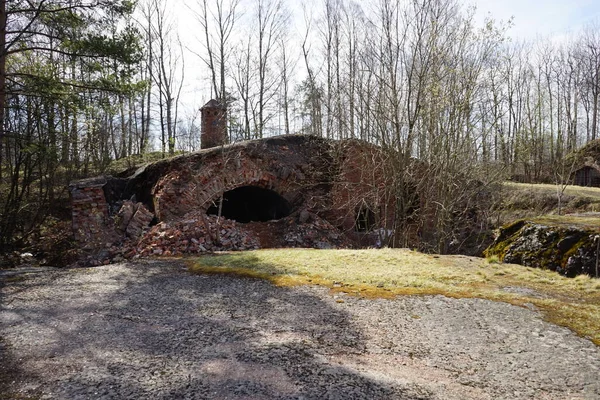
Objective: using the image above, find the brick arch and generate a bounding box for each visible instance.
[197,170,282,213]
[152,166,283,222]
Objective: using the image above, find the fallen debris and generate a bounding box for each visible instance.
[75,209,353,267]
[135,212,261,257]
[116,201,154,239]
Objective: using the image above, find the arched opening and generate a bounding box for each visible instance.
[207,186,292,223]
[355,205,376,232]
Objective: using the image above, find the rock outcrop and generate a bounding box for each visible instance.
[484,215,600,277]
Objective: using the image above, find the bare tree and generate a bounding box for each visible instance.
[141,0,185,155]
[251,0,288,138]
[192,0,240,103]
[231,36,253,139]
[277,33,297,135]
[299,4,323,137]
[579,24,600,142]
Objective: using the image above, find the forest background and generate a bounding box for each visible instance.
[1,0,600,255]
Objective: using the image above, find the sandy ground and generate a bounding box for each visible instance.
[1,259,599,399]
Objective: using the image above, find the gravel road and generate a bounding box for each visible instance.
[1,260,599,399]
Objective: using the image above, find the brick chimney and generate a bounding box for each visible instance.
[200,99,227,149]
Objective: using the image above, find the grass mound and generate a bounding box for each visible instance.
[497,182,600,224]
[106,151,185,175]
[188,248,600,345]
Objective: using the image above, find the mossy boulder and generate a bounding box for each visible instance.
[484,216,600,277]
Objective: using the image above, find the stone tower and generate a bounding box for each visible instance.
[200,99,227,149]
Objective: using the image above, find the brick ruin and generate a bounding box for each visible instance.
[70,177,112,249]
[69,135,400,264]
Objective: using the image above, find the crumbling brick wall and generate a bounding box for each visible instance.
[69,178,111,247]
[69,135,400,250]
[329,140,397,234]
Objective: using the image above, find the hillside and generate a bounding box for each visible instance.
[494,182,600,224]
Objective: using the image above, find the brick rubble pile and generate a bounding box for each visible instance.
[134,211,260,257]
[116,201,154,239]
[76,207,353,267]
[281,213,352,249]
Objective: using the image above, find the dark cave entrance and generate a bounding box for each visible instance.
[206,186,292,223]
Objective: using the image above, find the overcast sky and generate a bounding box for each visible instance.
[174,0,600,117]
[472,0,600,40]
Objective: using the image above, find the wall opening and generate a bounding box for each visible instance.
[355,205,376,232]
[207,186,292,223]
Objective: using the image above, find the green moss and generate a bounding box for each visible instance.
[486,216,599,275]
[498,219,527,240]
[0,275,27,283]
[106,151,185,174]
[561,237,588,265]
[483,219,526,259]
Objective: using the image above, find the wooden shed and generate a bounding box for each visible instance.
[574,165,600,187]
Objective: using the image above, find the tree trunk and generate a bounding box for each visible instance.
[0,0,6,180]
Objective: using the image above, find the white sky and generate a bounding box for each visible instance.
[472,0,600,41]
[172,0,600,118]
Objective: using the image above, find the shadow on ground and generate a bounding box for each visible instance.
[0,260,429,399]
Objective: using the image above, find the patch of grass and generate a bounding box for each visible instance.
[106,151,185,174]
[497,182,600,224]
[504,181,600,201]
[187,248,600,345]
[0,275,27,283]
[530,215,600,231]
[486,255,501,264]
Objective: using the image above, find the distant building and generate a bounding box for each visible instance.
[574,165,600,187]
[569,139,600,187]
[200,99,227,149]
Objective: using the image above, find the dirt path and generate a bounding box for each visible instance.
[1,260,599,399]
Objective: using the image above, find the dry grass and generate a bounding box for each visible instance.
[498,182,600,223]
[187,248,600,345]
[106,150,184,174]
[529,214,600,231]
[504,181,600,199]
